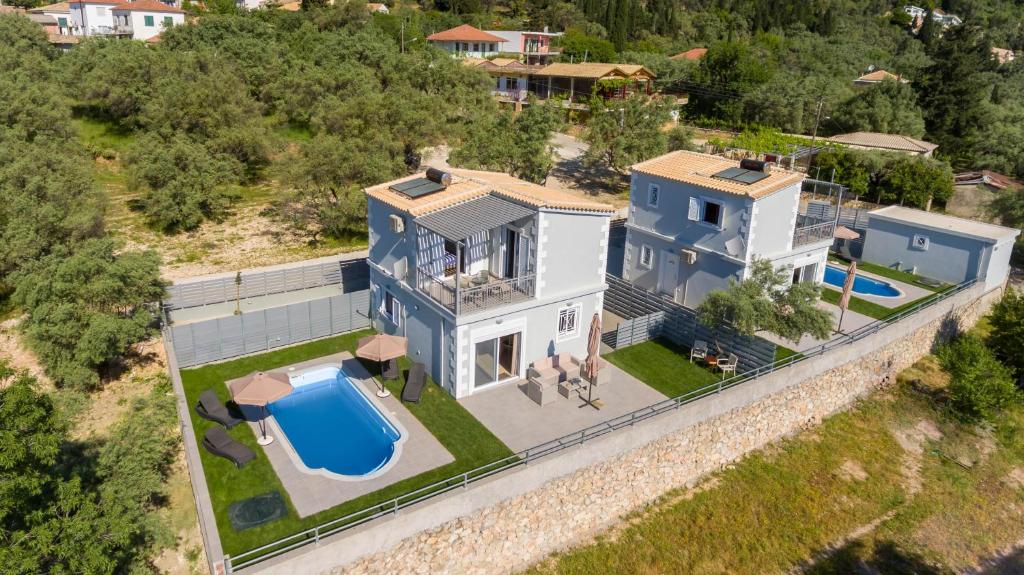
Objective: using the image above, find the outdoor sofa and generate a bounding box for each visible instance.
[195,389,242,429]
[526,353,582,406]
[203,427,256,468]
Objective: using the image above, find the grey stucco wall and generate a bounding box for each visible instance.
[748,181,799,259]
[535,210,609,299]
[861,217,984,284]
[367,197,417,277]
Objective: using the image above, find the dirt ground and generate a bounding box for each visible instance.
[947,184,997,221]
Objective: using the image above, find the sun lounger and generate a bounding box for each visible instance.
[195,389,242,429]
[401,362,426,403]
[382,358,400,381]
[203,427,256,468]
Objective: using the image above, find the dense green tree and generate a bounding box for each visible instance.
[556,27,616,62]
[12,239,164,390]
[127,135,243,233]
[450,99,561,183]
[987,289,1024,379]
[917,25,998,171]
[0,365,179,573]
[60,40,159,127]
[876,155,954,209]
[582,94,672,173]
[688,40,773,122]
[938,333,1020,421]
[834,79,926,137]
[697,258,833,344]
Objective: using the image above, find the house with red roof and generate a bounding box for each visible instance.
[427,24,506,58]
[68,0,183,39]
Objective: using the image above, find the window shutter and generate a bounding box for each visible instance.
[687,197,701,221]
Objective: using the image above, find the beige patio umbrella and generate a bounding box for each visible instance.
[356,334,407,398]
[229,371,293,446]
[834,225,860,241]
[581,313,603,410]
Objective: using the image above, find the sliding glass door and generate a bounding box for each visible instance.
[473,333,521,388]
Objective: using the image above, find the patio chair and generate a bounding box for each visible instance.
[716,353,739,380]
[401,362,426,403]
[202,427,256,469]
[382,358,400,381]
[195,389,242,429]
[689,340,708,363]
[526,354,582,406]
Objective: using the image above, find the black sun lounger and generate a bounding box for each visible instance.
[195,389,242,429]
[203,427,256,469]
[382,357,400,381]
[401,362,426,403]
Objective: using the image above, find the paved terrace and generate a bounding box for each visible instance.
[460,364,667,453]
[228,353,454,518]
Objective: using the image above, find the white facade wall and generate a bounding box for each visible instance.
[429,39,502,58]
[112,9,183,40]
[70,2,117,35]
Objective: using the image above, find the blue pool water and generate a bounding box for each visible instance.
[268,367,401,477]
[823,265,902,298]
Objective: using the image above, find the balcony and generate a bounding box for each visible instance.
[411,193,539,316]
[792,215,836,248]
[493,88,528,102]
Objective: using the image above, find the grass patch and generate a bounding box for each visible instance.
[72,116,137,156]
[828,254,947,292]
[179,330,513,556]
[604,338,720,398]
[820,286,953,321]
[774,345,802,363]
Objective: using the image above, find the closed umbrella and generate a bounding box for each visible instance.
[355,334,407,397]
[581,313,602,410]
[837,261,857,333]
[229,371,293,446]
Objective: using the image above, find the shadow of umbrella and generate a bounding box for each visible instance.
[229,371,293,446]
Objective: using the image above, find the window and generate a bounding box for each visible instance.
[556,304,581,341]
[58,16,67,28]
[96,6,106,15]
[163,16,173,27]
[144,14,154,26]
[639,245,654,269]
[912,234,930,251]
[381,290,401,325]
[489,43,496,51]
[701,200,723,227]
[647,183,659,207]
[472,43,480,52]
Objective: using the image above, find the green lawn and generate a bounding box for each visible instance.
[72,116,137,154]
[828,254,948,292]
[179,330,513,557]
[604,338,720,398]
[774,345,802,363]
[820,286,953,321]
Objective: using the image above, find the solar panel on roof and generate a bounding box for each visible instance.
[389,177,445,198]
[712,167,769,185]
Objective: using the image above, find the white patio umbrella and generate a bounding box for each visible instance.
[229,371,293,446]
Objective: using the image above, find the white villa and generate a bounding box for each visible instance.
[621,151,836,308]
[68,0,183,39]
[365,168,614,399]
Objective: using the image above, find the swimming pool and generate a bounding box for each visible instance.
[823,265,902,298]
[267,365,404,479]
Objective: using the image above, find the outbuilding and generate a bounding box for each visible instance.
[861,206,1019,291]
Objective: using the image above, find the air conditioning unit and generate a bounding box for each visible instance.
[680,248,698,264]
[389,214,405,233]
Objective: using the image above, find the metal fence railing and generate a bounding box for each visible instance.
[222,278,980,573]
[792,220,837,247]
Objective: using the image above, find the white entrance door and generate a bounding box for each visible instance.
[657,250,679,298]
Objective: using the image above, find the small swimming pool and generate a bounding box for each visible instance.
[823,265,902,298]
[268,365,403,479]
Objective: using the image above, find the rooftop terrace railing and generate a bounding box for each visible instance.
[223,277,979,573]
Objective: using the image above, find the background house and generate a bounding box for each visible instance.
[826,132,938,157]
[485,29,561,64]
[852,69,907,87]
[528,62,655,105]
[621,151,835,308]
[365,169,613,398]
[110,0,183,40]
[427,24,505,58]
[861,206,1019,291]
[464,57,540,104]
[30,2,71,34]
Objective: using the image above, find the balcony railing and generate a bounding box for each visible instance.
[493,89,529,102]
[792,220,836,248]
[415,266,536,314]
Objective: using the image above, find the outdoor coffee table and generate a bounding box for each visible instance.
[558,377,584,399]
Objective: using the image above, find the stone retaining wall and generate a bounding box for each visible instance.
[253,284,1000,575]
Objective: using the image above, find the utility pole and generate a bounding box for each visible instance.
[807,96,824,170]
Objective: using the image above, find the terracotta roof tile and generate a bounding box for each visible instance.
[854,69,907,83]
[631,150,803,200]
[427,24,504,43]
[669,47,706,61]
[111,0,184,11]
[365,169,614,217]
[826,132,938,153]
[31,1,70,12]
[533,62,655,79]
